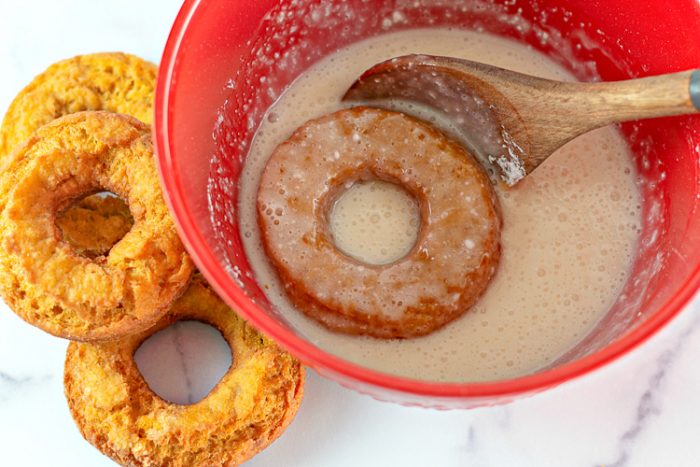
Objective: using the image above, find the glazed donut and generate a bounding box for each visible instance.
[0,52,156,255]
[0,111,193,341]
[64,275,305,467]
[257,107,501,339]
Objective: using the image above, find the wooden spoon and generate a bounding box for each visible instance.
[343,55,700,186]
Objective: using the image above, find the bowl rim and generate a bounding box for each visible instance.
[154,0,700,399]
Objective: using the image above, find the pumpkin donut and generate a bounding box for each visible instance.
[257,107,501,339]
[56,194,134,258]
[64,275,305,467]
[0,111,193,341]
[0,52,156,161]
[0,52,157,255]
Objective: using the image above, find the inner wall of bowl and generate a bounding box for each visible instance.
[199,0,700,374]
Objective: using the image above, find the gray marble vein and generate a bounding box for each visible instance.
[466,425,478,453]
[0,371,52,403]
[596,309,700,467]
[172,322,195,405]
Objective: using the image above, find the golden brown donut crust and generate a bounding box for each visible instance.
[258,107,501,339]
[0,111,193,341]
[56,194,134,258]
[0,52,157,163]
[64,275,305,467]
[0,52,155,255]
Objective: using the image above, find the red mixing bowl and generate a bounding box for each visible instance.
[154,0,700,408]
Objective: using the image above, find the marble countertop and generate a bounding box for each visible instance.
[2,1,700,466]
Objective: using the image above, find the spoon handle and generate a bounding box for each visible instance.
[506,69,700,160]
[567,70,700,127]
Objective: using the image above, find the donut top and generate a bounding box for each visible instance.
[257,107,501,336]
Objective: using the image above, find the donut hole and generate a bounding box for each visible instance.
[134,320,232,405]
[327,179,421,266]
[56,191,134,258]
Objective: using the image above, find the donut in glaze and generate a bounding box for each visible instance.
[257,107,501,339]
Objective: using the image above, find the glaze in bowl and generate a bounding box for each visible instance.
[154,0,700,408]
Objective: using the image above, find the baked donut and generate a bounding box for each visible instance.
[64,275,305,467]
[257,107,501,339]
[0,111,193,341]
[0,52,156,161]
[56,194,134,258]
[0,52,156,255]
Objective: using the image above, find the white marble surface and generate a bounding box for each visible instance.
[2,1,700,466]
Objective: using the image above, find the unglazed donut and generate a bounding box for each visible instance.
[0,52,156,255]
[56,194,134,258]
[64,275,305,467]
[0,111,193,341]
[0,52,156,163]
[257,107,501,339]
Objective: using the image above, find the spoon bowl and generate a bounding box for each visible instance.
[344,54,700,185]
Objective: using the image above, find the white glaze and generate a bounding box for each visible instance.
[330,180,420,266]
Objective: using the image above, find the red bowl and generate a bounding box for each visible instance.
[154,0,700,408]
